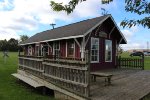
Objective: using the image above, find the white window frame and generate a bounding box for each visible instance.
[28,45,32,56]
[67,40,75,57]
[105,39,112,62]
[91,37,99,63]
[53,41,60,56]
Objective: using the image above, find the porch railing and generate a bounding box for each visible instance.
[117,56,144,70]
[18,51,90,98]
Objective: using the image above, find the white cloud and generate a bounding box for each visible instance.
[0,0,118,40]
[121,43,144,50]
[120,25,144,50]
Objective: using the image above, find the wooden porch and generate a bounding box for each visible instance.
[90,69,150,100]
[13,54,150,100]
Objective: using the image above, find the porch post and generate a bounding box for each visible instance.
[81,37,85,61]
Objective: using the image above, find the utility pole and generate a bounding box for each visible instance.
[50,23,56,29]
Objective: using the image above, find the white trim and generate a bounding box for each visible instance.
[66,41,67,57]
[67,40,75,57]
[74,41,75,58]
[81,37,85,61]
[41,44,43,56]
[109,16,127,43]
[28,45,32,56]
[20,35,83,46]
[53,41,60,56]
[109,26,115,38]
[119,38,123,44]
[53,42,54,55]
[46,42,52,49]
[74,38,81,48]
[91,37,99,63]
[105,39,112,62]
[85,32,92,48]
[83,15,110,37]
[48,46,49,55]
[95,24,102,36]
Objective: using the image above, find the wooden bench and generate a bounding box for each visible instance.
[90,72,113,85]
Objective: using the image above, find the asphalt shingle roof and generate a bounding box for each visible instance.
[20,15,110,45]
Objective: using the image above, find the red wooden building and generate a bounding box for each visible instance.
[20,15,126,71]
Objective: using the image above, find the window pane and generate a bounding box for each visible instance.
[68,41,74,57]
[95,50,98,55]
[91,37,99,62]
[105,40,112,62]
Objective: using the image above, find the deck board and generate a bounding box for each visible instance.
[90,69,150,100]
[12,73,44,88]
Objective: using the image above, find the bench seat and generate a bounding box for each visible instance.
[90,72,113,85]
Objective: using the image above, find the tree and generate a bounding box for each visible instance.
[20,35,29,42]
[0,38,19,52]
[0,39,8,51]
[50,0,150,29]
[8,38,18,51]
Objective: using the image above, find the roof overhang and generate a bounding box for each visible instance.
[83,15,127,44]
[19,35,84,46]
[109,16,127,44]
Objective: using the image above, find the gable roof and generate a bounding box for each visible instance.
[20,15,126,45]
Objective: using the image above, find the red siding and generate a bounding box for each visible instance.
[60,40,66,57]
[90,38,116,71]
[75,42,80,58]
[86,19,118,71]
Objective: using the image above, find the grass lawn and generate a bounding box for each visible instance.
[120,52,150,70]
[0,52,54,100]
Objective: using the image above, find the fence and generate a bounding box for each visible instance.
[117,56,144,70]
[18,51,90,98]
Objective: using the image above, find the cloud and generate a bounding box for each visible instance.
[121,43,144,50]
[0,0,118,40]
[122,29,134,39]
[0,28,20,40]
[120,25,144,50]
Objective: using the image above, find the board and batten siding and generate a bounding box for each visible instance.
[85,19,117,71]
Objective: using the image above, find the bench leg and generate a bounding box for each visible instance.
[91,75,96,82]
[93,76,96,82]
[104,77,112,86]
[108,77,111,85]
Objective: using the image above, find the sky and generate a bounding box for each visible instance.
[0,0,149,50]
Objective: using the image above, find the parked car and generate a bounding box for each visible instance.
[130,52,144,57]
[144,52,150,56]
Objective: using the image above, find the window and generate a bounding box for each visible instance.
[53,41,60,57]
[91,37,99,63]
[67,41,75,57]
[105,40,112,62]
[28,46,32,56]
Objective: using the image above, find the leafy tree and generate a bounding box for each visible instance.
[50,0,150,28]
[20,35,29,42]
[0,39,8,51]
[0,38,19,52]
[8,38,18,51]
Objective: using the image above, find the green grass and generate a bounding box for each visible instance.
[0,52,54,100]
[120,52,150,70]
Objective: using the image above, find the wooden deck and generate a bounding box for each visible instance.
[90,69,150,100]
